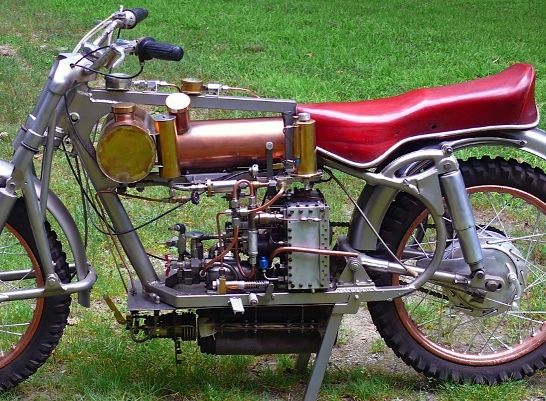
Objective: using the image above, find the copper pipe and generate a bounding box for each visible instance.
[227,87,261,98]
[234,236,255,279]
[203,226,240,272]
[269,246,358,262]
[232,179,255,199]
[252,181,287,214]
[215,212,226,253]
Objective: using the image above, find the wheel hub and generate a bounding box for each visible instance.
[442,231,527,317]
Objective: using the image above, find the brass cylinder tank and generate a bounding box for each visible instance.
[154,115,180,179]
[295,112,317,176]
[165,93,191,135]
[96,103,156,183]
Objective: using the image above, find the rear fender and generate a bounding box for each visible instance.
[347,128,546,251]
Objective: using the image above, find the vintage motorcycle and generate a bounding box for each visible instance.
[1,7,546,400]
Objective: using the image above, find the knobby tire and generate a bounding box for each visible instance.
[0,200,71,391]
[367,157,546,383]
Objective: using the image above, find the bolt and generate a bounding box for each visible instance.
[474,270,485,280]
[485,280,501,292]
[349,259,360,272]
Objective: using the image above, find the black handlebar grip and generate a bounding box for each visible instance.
[137,37,184,62]
[126,8,148,28]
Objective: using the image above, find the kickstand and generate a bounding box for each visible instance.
[301,311,344,401]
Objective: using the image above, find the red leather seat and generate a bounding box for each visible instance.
[298,63,538,166]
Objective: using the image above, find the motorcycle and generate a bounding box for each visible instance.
[1,6,546,400]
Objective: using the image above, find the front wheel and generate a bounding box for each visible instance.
[0,200,71,391]
[368,157,546,383]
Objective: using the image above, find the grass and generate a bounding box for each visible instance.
[0,0,546,400]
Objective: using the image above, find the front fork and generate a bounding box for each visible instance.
[0,66,97,302]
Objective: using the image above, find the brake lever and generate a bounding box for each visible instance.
[110,40,137,69]
[110,46,126,70]
[92,19,124,47]
[93,8,144,47]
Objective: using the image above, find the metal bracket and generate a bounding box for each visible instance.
[44,273,64,291]
[229,297,245,314]
[337,257,374,287]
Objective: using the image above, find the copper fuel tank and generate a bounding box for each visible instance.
[176,117,286,172]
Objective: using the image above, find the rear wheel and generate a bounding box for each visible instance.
[367,157,546,383]
[0,200,71,391]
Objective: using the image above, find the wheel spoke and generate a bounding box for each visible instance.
[369,158,546,382]
[476,192,512,236]
[0,225,42,364]
[505,311,546,325]
[0,328,26,337]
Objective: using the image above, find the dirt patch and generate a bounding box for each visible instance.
[0,44,16,57]
[331,308,409,373]
[331,308,432,386]
[329,307,546,400]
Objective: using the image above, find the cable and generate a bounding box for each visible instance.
[71,62,144,80]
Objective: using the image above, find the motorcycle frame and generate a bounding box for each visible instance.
[2,46,546,401]
[1,50,546,310]
[61,85,442,308]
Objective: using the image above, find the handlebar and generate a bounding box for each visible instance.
[73,7,183,75]
[137,37,184,62]
[113,8,184,62]
[124,8,148,29]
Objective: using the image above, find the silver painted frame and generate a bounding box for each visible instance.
[345,129,546,252]
[3,12,545,401]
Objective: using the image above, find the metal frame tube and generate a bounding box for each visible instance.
[96,191,160,285]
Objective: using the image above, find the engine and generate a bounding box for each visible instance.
[96,90,339,356]
[163,187,332,294]
[93,94,333,293]
[125,186,334,357]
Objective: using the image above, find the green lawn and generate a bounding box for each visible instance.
[0,0,546,400]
